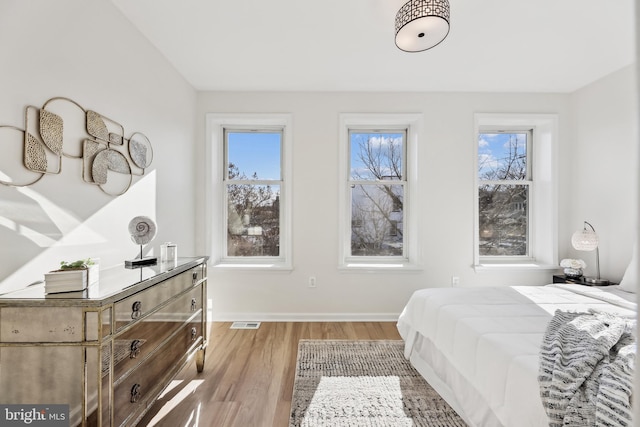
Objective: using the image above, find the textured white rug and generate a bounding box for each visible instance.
[289,340,467,427]
[302,375,413,426]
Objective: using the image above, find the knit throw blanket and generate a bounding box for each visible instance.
[539,310,636,427]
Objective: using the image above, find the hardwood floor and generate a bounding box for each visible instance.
[138,322,401,427]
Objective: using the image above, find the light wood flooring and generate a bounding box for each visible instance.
[138,322,401,427]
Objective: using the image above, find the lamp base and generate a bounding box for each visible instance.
[582,277,610,286]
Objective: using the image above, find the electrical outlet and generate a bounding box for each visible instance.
[308,276,317,288]
[451,276,460,286]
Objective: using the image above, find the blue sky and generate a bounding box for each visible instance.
[227,132,281,180]
[350,132,403,180]
[227,131,528,181]
[478,132,527,178]
[228,131,405,181]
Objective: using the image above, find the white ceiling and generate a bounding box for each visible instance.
[111,0,636,93]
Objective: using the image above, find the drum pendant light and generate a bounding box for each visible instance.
[395,0,450,52]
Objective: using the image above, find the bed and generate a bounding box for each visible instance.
[397,282,636,427]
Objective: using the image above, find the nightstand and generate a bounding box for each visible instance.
[552,274,614,286]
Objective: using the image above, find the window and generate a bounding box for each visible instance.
[206,114,292,269]
[474,114,558,269]
[339,114,422,270]
[225,130,281,257]
[477,129,532,257]
[349,130,406,257]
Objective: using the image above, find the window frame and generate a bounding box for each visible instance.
[338,113,422,271]
[348,129,407,258]
[223,127,283,259]
[477,128,533,260]
[473,113,559,271]
[206,113,293,270]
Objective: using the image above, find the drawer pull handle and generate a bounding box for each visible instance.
[130,339,142,359]
[190,298,197,312]
[131,301,142,319]
[130,383,142,403]
[192,271,198,284]
[191,327,197,341]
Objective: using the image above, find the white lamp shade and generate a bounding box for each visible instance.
[395,0,450,52]
[571,229,599,251]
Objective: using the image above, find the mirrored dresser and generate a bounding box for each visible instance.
[0,256,208,427]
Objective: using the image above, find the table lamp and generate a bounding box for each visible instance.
[571,221,609,285]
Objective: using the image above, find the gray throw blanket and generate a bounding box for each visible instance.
[539,310,636,427]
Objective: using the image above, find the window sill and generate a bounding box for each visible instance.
[473,263,560,273]
[338,262,422,273]
[212,262,292,272]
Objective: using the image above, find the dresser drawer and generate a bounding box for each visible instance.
[192,263,206,284]
[0,345,84,404]
[0,307,84,343]
[112,285,203,380]
[113,321,203,426]
[114,267,199,331]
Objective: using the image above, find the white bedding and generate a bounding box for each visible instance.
[396,284,637,427]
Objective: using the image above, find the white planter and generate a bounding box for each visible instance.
[88,263,99,286]
[44,269,88,294]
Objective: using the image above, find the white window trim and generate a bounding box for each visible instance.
[478,127,533,260]
[473,113,559,271]
[205,113,293,270]
[338,113,422,272]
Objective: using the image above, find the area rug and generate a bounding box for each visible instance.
[290,340,467,427]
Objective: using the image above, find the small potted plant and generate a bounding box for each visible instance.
[58,258,95,270]
[45,258,99,293]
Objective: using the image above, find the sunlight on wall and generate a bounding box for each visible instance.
[0,216,56,247]
[0,171,157,295]
[0,170,84,247]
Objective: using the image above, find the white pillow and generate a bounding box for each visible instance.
[619,244,638,293]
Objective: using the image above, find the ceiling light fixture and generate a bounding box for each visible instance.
[395,0,450,52]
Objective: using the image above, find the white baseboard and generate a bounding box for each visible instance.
[209,312,400,322]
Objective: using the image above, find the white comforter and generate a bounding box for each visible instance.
[396,284,636,427]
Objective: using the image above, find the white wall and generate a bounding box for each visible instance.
[563,65,638,282]
[0,0,197,294]
[197,69,638,320]
[0,2,635,321]
[196,91,586,320]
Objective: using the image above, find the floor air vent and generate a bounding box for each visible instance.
[230,321,261,330]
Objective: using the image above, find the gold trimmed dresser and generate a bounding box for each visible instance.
[0,256,208,426]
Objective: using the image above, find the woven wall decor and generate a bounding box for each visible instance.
[39,109,64,155]
[24,132,48,173]
[0,96,153,195]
